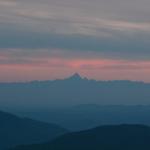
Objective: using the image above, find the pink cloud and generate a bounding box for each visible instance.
[0,57,150,82]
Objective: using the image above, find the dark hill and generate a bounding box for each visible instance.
[11,124,150,150]
[0,110,67,150]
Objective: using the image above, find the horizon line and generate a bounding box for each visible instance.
[0,73,149,84]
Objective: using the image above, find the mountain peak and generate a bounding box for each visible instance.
[67,73,82,80]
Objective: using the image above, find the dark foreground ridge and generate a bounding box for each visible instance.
[11,124,150,150]
[0,110,67,150]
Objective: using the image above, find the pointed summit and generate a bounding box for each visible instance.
[72,73,82,78]
[67,73,82,80]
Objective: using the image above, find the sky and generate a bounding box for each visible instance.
[0,0,150,82]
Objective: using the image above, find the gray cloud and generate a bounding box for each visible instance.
[0,0,150,60]
[0,26,150,60]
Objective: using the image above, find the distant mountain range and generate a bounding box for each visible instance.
[11,124,150,150]
[0,110,67,150]
[1,73,150,110]
[19,104,150,131]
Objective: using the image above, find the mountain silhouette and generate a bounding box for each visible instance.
[0,73,150,110]
[0,110,67,150]
[11,124,150,150]
[66,73,83,80]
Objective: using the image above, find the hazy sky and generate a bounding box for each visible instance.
[0,0,150,82]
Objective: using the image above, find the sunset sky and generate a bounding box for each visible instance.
[0,0,150,82]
